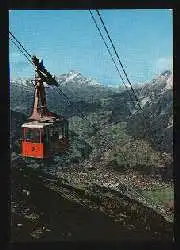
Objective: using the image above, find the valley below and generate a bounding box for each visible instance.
[11,156,173,241]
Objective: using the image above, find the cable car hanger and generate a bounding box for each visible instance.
[9,30,97,128]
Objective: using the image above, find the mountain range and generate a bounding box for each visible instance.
[10,69,173,177]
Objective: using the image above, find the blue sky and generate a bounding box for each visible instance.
[9,9,173,86]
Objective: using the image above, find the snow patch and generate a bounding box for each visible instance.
[65,72,80,82]
[165,74,173,90]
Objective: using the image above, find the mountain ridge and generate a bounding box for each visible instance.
[10,69,173,156]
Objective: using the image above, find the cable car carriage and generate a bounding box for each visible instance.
[21,55,69,159]
[21,118,69,159]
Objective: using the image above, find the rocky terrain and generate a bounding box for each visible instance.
[127,70,173,154]
[10,69,174,241]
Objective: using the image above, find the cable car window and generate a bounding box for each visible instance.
[51,124,61,140]
[62,126,65,137]
[25,128,40,143]
[58,129,63,139]
[52,126,58,140]
[49,127,53,137]
[45,127,50,143]
[41,128,48,144]
[49,127,54,141]
[64,122,68,137]
[58,124,63,139]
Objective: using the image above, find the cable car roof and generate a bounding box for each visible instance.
[21,121,54,129]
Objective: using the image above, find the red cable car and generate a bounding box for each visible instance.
[21,55,69,159]
[21,119,69,159]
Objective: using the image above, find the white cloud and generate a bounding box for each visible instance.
[154,56,173,74]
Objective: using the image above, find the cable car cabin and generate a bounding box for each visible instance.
[21,119,69,159]
[18,54,69,159]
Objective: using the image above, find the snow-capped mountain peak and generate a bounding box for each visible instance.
[56,71,100,86]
